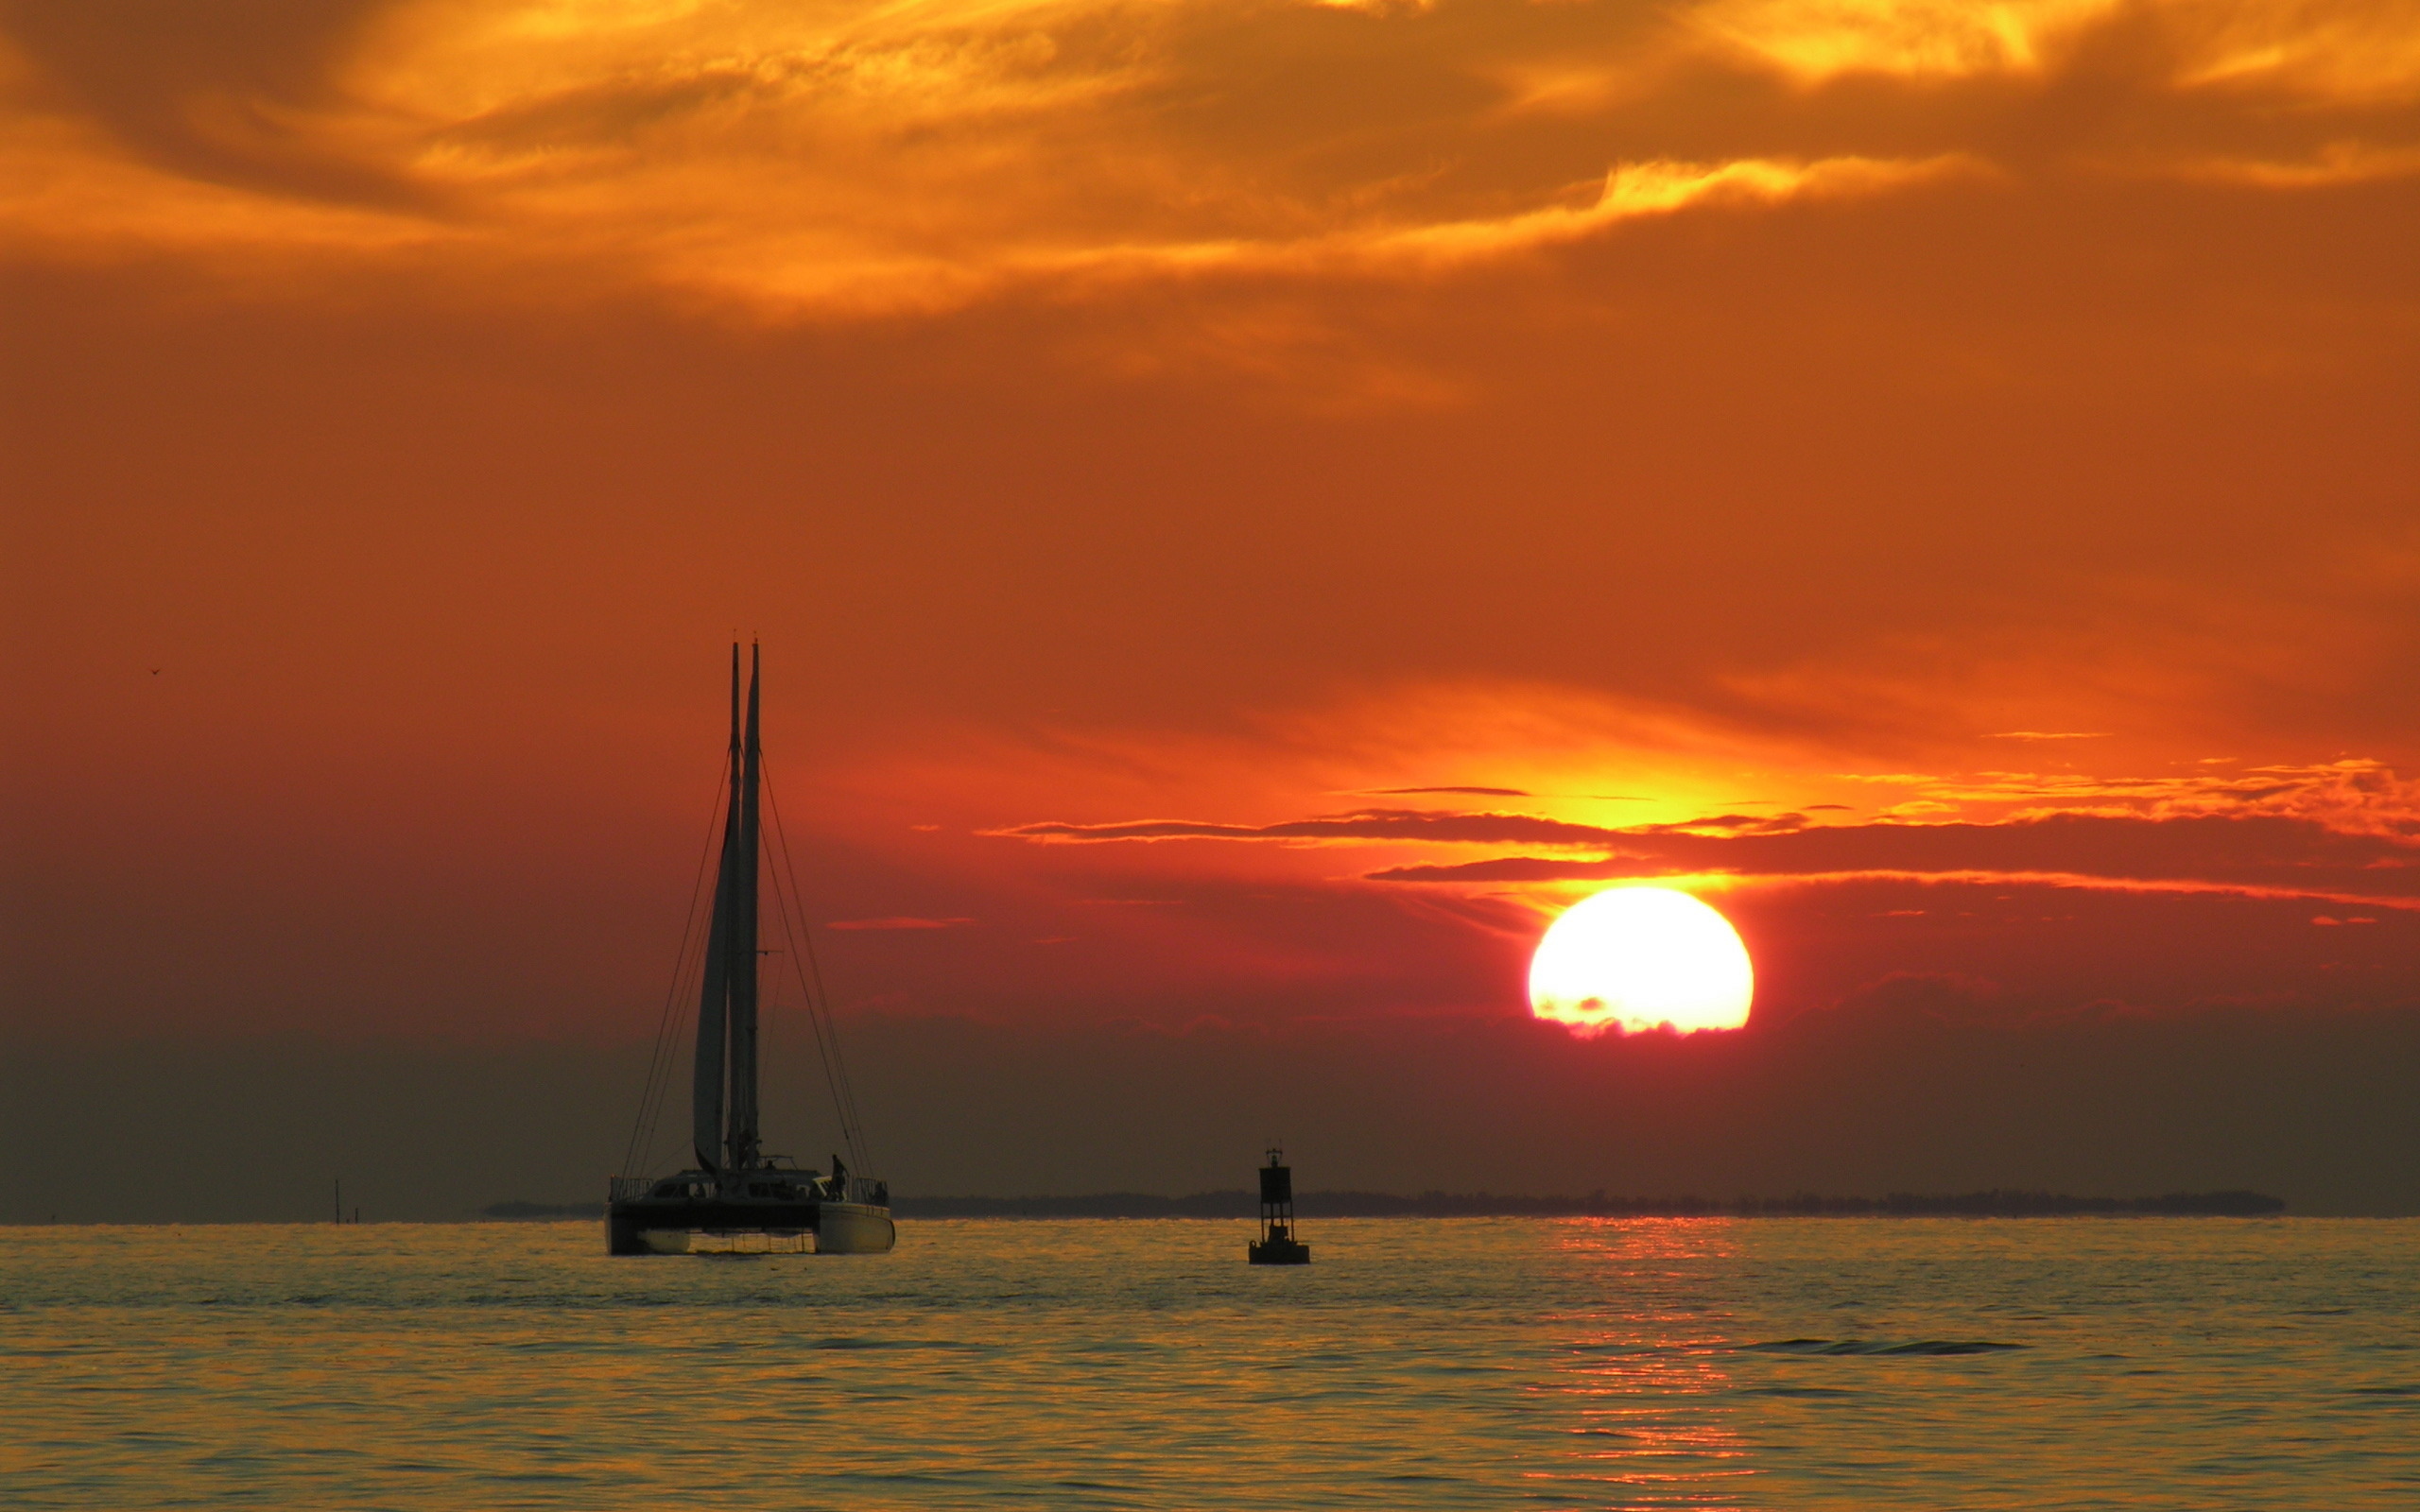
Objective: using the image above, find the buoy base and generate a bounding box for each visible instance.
[1248,1239,1311,1264]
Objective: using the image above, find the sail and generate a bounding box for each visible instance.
[690,645,744,1173]
[727,646,763,1171]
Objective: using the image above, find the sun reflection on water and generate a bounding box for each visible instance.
[1530,1220,1754,1510]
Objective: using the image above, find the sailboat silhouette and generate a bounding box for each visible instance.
[606,644,895,1256]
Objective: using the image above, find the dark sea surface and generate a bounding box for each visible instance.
[3,1217,2414,1508]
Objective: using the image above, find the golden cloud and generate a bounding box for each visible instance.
[1693,0,2420,96]
[2,0,2411,314]
[2169,0,2420,100]
[2169,141,2420,187]
[1689,0,2122,79]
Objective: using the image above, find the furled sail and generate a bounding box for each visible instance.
[690,644,764,1174]
[728,648,763,1171]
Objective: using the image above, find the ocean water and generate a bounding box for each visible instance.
[2,1217,2415,1509]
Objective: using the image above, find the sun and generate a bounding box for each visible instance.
[1528,887,1754,1036]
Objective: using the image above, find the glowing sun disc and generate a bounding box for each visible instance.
[1529,887,1754,1035]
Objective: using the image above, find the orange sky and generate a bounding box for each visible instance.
[5,0,2418,1212]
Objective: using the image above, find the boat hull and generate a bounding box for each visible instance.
[814,1201,897,1254]
[605,1194,893,1255]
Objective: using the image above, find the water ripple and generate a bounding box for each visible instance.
[1740,1337,2027,1356]
[0,1218,2415,1509]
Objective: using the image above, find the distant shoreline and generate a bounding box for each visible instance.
[479,1189,2287,1221]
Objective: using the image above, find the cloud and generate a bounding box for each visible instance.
[2166,0,2420,101]
[2169,142,2420,188]
[1912,762,2420,836]
[1317,154,1980,273]
[10,2,1971,310]
[6,0,2410,320]
[1363,811,2420,911]
[1360,785,1534,798]
[1691,0,2420,99]
[1689,0,2122,80]
[1806,970,2005,1029]
[994,807,1630,848]
[994,757,2420,915]
[1634,812,1810,834]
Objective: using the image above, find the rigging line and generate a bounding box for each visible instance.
[647,756,730,1156]
[754,760,874,1177]
[780,792,873,1176]
[762,768,873,1173]
[642,762,729,1171]
[626,802,716,1178]
[639,916,714,1175]
[756,806,850,1164]
[760,779,861,1170]
[629,886,696,1175]
[630,936,687,1177]
[622,761,730,1178]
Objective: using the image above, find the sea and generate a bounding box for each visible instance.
[3,1217,2414,1508]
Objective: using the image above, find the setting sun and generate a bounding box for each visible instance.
[1529,887,1754,1036]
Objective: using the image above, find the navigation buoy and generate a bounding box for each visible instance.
[1248,1147,1310,1265]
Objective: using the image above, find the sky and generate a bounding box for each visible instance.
[4,0,2418,1219]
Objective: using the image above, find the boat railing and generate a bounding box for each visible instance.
[611,1173,885,1206]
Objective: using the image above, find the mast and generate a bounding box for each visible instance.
[727,644,763,1172]
[690,645,743,1174]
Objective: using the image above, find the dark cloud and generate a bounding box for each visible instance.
[1635,812,1809,834]
[1007,803,2420,906]
[3,0,435,208]
[998,808,1626,847]
[1367,812,2420,904]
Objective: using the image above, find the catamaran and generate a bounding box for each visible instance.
[606,644,895,1256]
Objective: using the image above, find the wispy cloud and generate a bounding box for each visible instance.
[1359,786,1535,798]
[1689,0,2121,81]
[2168,142,2420,188]
[1362,811,2420,904]
[1691,0,2420,98]
[992,758,2420,917]
[995,808,1629,848]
